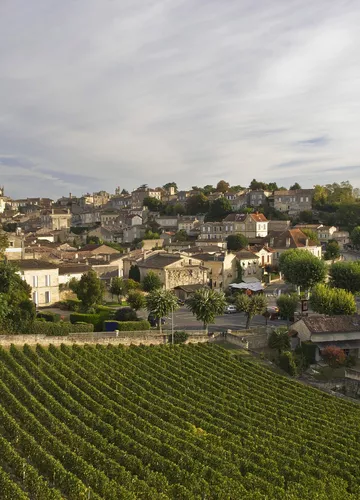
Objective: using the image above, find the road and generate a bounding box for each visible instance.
[151,306,287,332]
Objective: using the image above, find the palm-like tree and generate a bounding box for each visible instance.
[146,289,179,333]
[234,293,267,329]
[186,288,227,334]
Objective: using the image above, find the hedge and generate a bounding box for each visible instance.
[59,299,82,311]
[29,321,94,336]
[69,312,112,331]
[36,311,61,323]
[104,320,151,332]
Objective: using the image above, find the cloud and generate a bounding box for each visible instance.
[1,0,360,198]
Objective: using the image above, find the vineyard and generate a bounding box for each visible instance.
[0,344,359,499]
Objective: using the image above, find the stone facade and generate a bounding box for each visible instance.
[273,189,314,214]
[17,260,60,306]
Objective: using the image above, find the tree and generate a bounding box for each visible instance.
[249,179,267,190]
[186,193,209,215]
[143,196,163,212]
[329,261,360,294]
[234,293,268,329]
[163,182,178,193]
[206,198,232,221]
[186,288,226,333]
[267,182,278,192]
[146,289,178,333]
[350,226,360,249]
[0,261,35,333]
[144,229,160,240]
[74,270,105,311]
[128,265,141,282]
[110,277,125,303]
[301,229,320,245]
[310,284,356,316]
[226,234,248,251]
[121,189,129,195]
[276,294,298,325]
[125,278,141,292]
[142,271,162,292]
[298,210,314,223]
[174,229,188,242]
[114,307,138,321]
[203,185,215,196]
[279,249,327,291]
[127,290,146,311]
[279,351,297,376]
[268,327,290,353]
[321,345,346,367]
[324,240,340,261]
[290,182,301,190]
[0,231,8,256]
[216,180,230,193]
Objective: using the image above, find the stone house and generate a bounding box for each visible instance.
[235,249,262,280]
[131,186,162,209]
[266,229,322,264]
[173,284,207,301]
[229,191,249,211]
[273,189,314,215]
[100,211,121,226]
[248,190,272,207]
[136,253,208,290]
[291,315,360,361]
[192,251,236,290]
[154,215,179,231]
[3,231,25,260]
[178,216,200,234]
[41,209,72,231]
[200,212,268,241]
[58,264,90,286]
[122,225,146,243]
[79,243,120,256]
[87,226,123,243]
[16,260,60,306]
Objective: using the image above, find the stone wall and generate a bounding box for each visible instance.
[226,331,269,350]
[0,331,216,347]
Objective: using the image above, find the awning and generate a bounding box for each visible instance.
[229,282,264,292]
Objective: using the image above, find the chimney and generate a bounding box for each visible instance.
[286,237,291,248]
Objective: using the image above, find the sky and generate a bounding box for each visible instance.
[1,0,360,199]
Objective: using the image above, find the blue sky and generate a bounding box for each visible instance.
[1,0,360,199]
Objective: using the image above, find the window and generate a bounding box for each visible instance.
[306,197,309,202]
[45,275,51,287]
[278,197,281,202]
[45,291,51,304]
[32,291,38,305]
[32,276,38,288]
[300,197,303,202]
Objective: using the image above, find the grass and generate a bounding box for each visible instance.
[312,365,346,381]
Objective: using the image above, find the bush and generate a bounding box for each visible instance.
[59,299,82,311]
[36,311,61,323]
[279,351,298,376]
[168,331,189,344]
[29,321,94,336]
[299,341,317,365]
[114,307,138,322]
[95,305,114,314]
[69,312,112,331]
[321,345,346,367]
[104,320,151,332]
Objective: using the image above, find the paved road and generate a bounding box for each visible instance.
[158,307,287,332]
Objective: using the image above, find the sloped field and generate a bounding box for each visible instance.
[0,342,359,499]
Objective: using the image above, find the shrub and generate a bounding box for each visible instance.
[59,299,81,311]
[321,345,346,367]
[95,305,114,314]
[299,341,317,365]
[168,331,189,344]
[104,320,151,332]
[114,307,138,322]
[36,311,61,323]
[29,321,94,336]
[279,351,298,376]
[69,312,112,331]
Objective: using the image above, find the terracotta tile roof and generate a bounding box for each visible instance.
[303,315,360,333]
[268,229,318,248]
[250,213,268,222]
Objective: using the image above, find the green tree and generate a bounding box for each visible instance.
[216,180,230,193]
[249,179,268,190]
[0,231,9,256]
[0,261,35,333]
[144,229,160,240]
[163,182,178,193]
[186,193,209,215]
[276,294,298,325]
[143,271,162,292]
[350,226,360,249]
[127,290,146,311]
[268,327,291,353]
[290,182,301,190]
[226,234,248,251]
[146,289,178,333]
[324,240,340,261]
[329,261,360,294]
[174,229,188,242]
[203,185,215,196]
[143,196,163,212]
[74,270,105,311]
[125,278,141,292]
[279,249,327,291]
[267,182,278,192]
[186,288,226,333]
[310,284,356,315]
[129,265,141,282]
[234,293,268,329]
[279,351,297,376]
[301,229,320,245]
[206,198,232,221]
[109,277,125,303]
[298,210,314,223]
[313,184,328,206]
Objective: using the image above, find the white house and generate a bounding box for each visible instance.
[17,260,60,306]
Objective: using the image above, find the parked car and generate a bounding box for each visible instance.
[224,305,237,314]
[177,298,185,306]
[147,314,166,327]
[266,306,280,320]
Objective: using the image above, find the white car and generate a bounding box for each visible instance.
[225,305,237,314]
